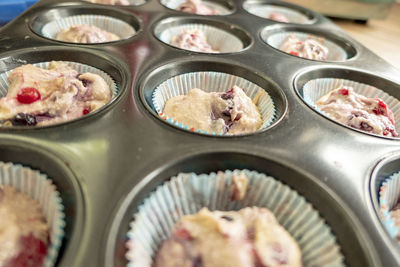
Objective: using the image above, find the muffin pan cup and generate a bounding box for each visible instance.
[1,0,400,266]
[127,169,344,267]
[40,14,136,44]
[0,161,65,267]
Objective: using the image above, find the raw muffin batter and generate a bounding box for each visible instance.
[87,0,129,5]
[316,86,398,137]
[0,185,48,267]
[280,34,328,60]
[171,29,218,53]
[56,24,120,43]
[162,86,262,134]
[155,207,302,267]
[0,61,111,126]
[178,0,219,15]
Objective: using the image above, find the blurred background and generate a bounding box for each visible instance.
[1,0,399,66]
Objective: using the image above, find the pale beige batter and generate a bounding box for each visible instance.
[56,24,120,43]
[163,86,262,134]
[0,61,111,126]
[88,0,130,5]
[178,0,219,15]
[155,207,302,267]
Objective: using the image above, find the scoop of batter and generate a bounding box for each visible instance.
[280,34,328,61]
[162,86,262,134]
[88,0,129,5]
[56,24,120,43]
[268,12,289,23]
[155,207,302,267]
[171,29,218,53]
[0,61,111,126]
[178,0,219,15]
[0,185,49,267]
[316,86,398,137]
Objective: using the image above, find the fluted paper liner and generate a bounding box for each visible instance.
[126,169,345,267]
[41,15,136,43]
[157,23,244,53]
[379,172,400,239]
[160,0,231,15]
[243,3,312,24]
[152,71,276,136]
[0,161,65,267]
[264,31,347,61]
[302,78,400,134]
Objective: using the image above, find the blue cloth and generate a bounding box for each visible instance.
[0,0,38,24]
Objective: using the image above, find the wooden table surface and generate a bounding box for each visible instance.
[332,4,400,70]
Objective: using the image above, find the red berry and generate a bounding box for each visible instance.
[338,88,349,95]
[17,87,41,104]
[377,99,387,109]
[175,228,192,240]
[83,108,90,115]
[289,51,299,56]
[6,234,47,267]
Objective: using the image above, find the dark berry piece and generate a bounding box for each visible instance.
[10,113,37,126]
[192,256,203,267]
[220,215,234,221]
[360,122,373,131]
[220,88,234,100]
[17,87,41,104]
[222,109,231,117]
[83,108,90,115]
[79,78,91,88]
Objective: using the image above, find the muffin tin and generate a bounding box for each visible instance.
[1,0,400,266]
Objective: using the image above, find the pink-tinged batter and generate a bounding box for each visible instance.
[171,29,218,53]
[178,0,219,15]
[268,12,289,23]
[163,86,262,135]
[0,185,48,267]
[316,86,398,137]
[155,207,302,267]
[0,61,111,126]
[88,0,129,5]
[280,34,328,61]
[56,24,120,43]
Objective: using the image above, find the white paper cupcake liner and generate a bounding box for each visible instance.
[126,169,345,267]
[160,0,231,15]
[157,23,244,53]
[41,15,136,43]
[379,172,400,239]
[243,3,312,24]
[264,32,347,61]
[302,78,400,133]
[83,0,146,6]
[0,161,65,267]
[152,71,276,136]
[0,61,118,99]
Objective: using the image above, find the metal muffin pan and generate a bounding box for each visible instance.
[1,0,400,266]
